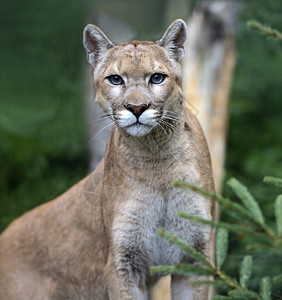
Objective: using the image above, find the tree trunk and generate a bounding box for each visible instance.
[183,1,240,194]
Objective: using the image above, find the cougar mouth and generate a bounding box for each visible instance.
[128,120,146,126]
[122,121,154,137]
[116,109,158,136]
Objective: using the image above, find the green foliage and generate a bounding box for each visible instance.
[224,9,282,297]
[175,180,277,242]
[264,177,282,188]
[0,0,90,231]
[216,229,229,269]
[225,0,282,223]
[174,180,255,220]
[228,178,264,225]
[150,263,213,276]
[260,277,272,300]
[212,297,242,300]
[239,256,253,288]
[275,196,282,237]
[157,228,213,269]
[247,20,282,40]
[178,212,255,235]
[152,177,282,299]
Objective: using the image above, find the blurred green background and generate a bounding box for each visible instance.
[0,0,281,288]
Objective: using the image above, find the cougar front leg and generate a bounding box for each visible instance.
[106,253,149,300]
[171,274,209,300]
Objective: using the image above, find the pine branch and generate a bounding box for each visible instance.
[275,195,282,237]
[191,279,229,289]
[273,274,282,283]
[217,272,242,292]
[157,227,243,292]
[264,176,282,188]
[154,227,263,299]
[175,179,279,243]
[156,228,250,294]
[150,263,213,276]
[239,256,253,288]
[229,288,260,299]
[247,243,272,251]
[178,212,256,235]
[260,277,272,300]
[227,178,264,224]
[168,177,282,298]
[212,296,239,300]
[216,228,228,269]
[247,20,282,40]
[228,178,277,241]
[174,180,254,220]
[157,228,214,269]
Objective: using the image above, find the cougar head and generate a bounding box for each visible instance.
[83,19,187,137]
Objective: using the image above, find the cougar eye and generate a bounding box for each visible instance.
[107,75,124,85]
[150,73,166,84]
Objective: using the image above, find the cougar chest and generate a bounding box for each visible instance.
[111,176,209,270]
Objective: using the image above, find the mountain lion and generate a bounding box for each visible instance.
[0,19,215,299]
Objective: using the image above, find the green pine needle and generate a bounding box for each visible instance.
[170,178,281,298]
[260,277,272,300]
[229,289,260,299]
[264,176,282,188]
[191,279,228,288]
[246,243,270,251]
[228,178,264,224]
[174,180,253,220]
[212,296,239,300]
[247,20,282,40]
[216,228,229,268]
[157,228,214,269]
[275,195,282,237]
[150,263,213,276]
[239,256,253,287]
[178,212,255,235]
[273,274,282,283]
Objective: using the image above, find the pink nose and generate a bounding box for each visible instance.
[126,104,148,119]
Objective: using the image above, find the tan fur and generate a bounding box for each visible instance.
[0,20,214,299]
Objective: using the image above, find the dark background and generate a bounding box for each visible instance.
[0,0,281,292]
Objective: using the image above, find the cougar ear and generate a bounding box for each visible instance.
[83,24,114,67]
[158,19,187,62]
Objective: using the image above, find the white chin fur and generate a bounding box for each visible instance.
[125,124,152,136]
[117,109,158,136]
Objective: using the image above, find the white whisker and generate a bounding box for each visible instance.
[163,116,179,122]
[157,121,168,135]
[160,119,176,130]
[164,110,180,117]
[87,122,114,145]
[95,119,112,128]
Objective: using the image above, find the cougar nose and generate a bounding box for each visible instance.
[126,104,149,119]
